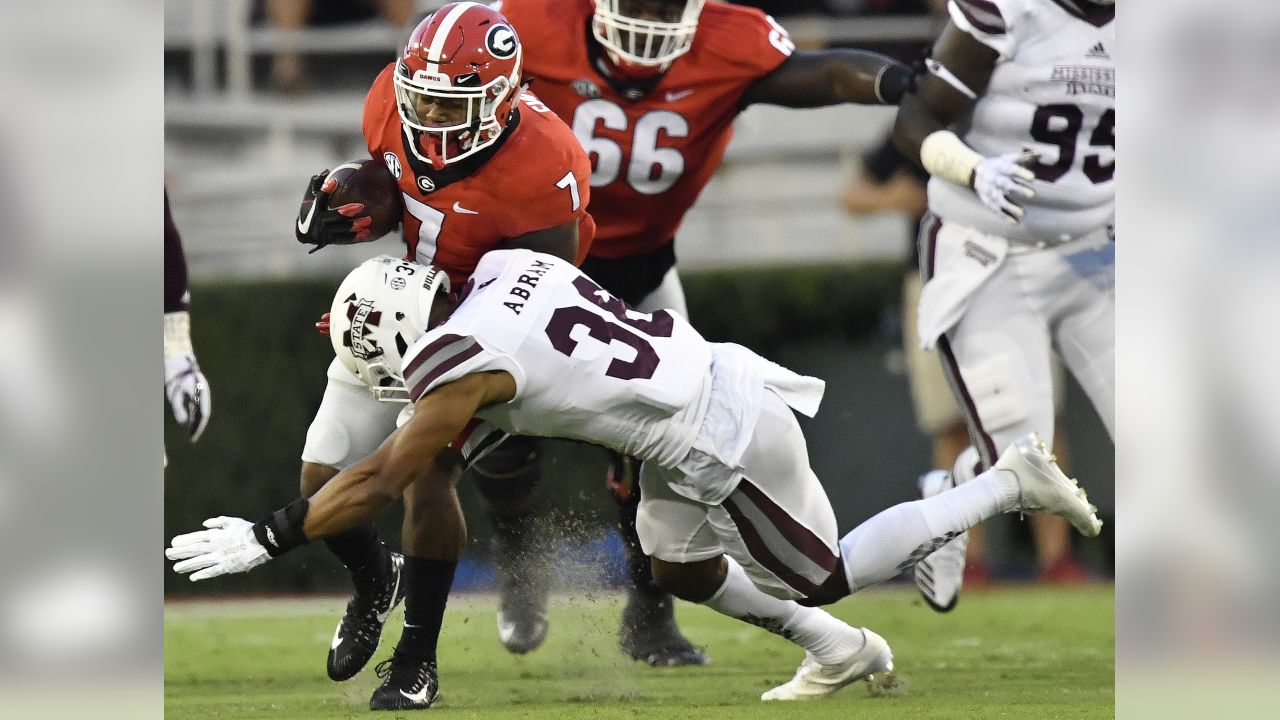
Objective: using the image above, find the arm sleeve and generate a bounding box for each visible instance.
[164,190,190,313]
[402,331,525,403]
[948,0,1017,58]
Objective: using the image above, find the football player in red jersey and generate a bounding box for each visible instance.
[482,0,914,666]
[288,3,597,709]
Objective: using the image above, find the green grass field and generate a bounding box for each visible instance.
[165,585,1113,719]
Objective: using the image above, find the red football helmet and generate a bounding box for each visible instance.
[394,2,524,170]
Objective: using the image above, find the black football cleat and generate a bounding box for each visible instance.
[369,652,440,711]
[491,515,550,654]
[327,550,406,681]
[618,590,709,667]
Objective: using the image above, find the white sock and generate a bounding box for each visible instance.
[703,556,862,664]
[838,469,1019,592]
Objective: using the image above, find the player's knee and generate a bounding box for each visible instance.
[963,353,1032,433]
[651,556,724,604]
[469,436,541,513]
[404,453,464,514]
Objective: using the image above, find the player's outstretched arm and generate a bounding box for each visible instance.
[302,374,508,537]
[166,372,516,581]
[740,49,914,108]
[892,22,1035,224]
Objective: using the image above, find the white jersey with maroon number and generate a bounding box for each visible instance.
[929,0,1115,244]
[401,249,713,469]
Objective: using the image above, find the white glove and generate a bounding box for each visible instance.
[166,517,271,581]
[972,151,1038,224]
[164,312,211,441]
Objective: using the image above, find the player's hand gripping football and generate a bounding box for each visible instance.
[166,517,272,581]
[164,311,211,441]
[295,170,373,252]
[972,150,1038,224]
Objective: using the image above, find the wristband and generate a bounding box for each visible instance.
[252,498,311,557]
[163,311,194,356]
[874,62,914,105]
[920,130,983,188]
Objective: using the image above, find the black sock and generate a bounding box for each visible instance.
[394,556,458,662]
[323,523,386,589]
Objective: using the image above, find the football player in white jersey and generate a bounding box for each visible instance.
[892,0,1115,611]
[167,252,1104,704]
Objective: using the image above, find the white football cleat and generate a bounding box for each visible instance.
[913,470,969,613]
[996,433,1103,537]
[760,628,893,701]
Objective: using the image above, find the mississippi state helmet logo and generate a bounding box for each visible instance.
[342,295,384,361]
[485,24,517,59]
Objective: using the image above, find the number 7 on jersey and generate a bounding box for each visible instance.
[556,171,581,212]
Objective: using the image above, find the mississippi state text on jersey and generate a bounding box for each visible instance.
[500,0,795,258]
[929,0,1115,243]
[402,249,713,468]
[363,64,596,284]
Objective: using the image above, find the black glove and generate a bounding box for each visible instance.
[294,170,372,253]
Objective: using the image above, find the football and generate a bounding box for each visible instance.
[326,158,403,240]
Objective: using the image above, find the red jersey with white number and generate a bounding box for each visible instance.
[500,0,793,259]
[362,63,596,285]
[401,249,712,468]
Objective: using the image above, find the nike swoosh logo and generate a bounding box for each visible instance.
[297,200,318,234]
[399,686,431,703]
[375,568,404,624]
[330,624,344,650]
[665,88,694,102]
[453,202,480,215]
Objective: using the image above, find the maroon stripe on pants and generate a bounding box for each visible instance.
[735,480,838,574]
[723,495,821,597]
[937,334,999,469]
[920,214,998,468]
[919,213,943,282]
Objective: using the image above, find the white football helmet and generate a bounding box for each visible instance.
[329,255,450,402]
[592,0,705,69]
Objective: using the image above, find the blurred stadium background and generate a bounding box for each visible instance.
[162,0,1114,598]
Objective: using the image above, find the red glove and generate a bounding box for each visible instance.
[316,312,331,336]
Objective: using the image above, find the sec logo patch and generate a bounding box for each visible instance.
[383,152,402,180]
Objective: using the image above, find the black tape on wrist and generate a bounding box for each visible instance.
[252,498,311,557]
[876,63,915,105]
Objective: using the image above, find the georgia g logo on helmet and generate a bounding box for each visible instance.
[486,24,517,59]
